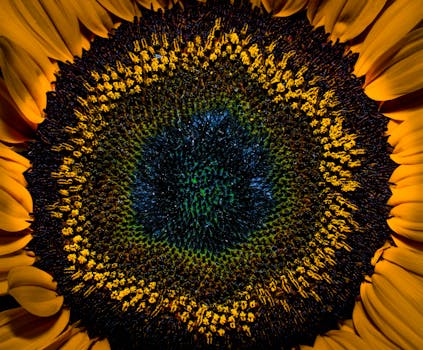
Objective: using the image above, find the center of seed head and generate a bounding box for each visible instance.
[130,110,274,254]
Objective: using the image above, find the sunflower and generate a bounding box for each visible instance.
[1,0,423,349]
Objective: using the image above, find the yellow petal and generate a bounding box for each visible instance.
[388,185,423,206]
[269,0,309,17]
[390,164,423,185]
[354,0,423,77]
[0,143,30,168]
[360,278,422,349]
[372,260,423,345]
[39,0,85,58]
[306,328,367,350]
[0,37,50,124]
[0,1,58,80]
[96,0,139,22]
[352,301,398,349]
[306,0,322,24]
[0,251,35,273]
[365,27,423,86]
[7,266,57,290]
[310,0,348,34]
[364,48,423,101]
[0,79,35,143]
[59,0,113,38]
[331,0,387,42]
[0,272,8,296]
[9,285,64,317]
[388,118,423,148]
[91,338,111,350]
[60,331,92,350]
[383,105,423,121]
[0,159,28,186]
[0,189,32,232]
[7,0,74,62]
[136,0,178,11]
[0,234,32,256]
[390,151,423,166]
[382,246,423,276]
[0,307,70,350]
[391,202,423,222]
[0,171,32,213]
[387,217,423,242]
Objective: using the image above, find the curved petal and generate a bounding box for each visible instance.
[0,1,59,78]
[39,0,89,58]
[135,0,177,11]
[59,0,114,39]
[360,278,423,349]
[0,234,32,256]
[382,246,423,277]
[0,188,32,232]
[364,47,423,101]
[388,118,423,149]
[7,266,57,291]
[309,0,348,34]
[5,0,74,62]
[8,286,64,317]
[353,0,423,77]
[352,300,398,349]
[387,217,423,242]
[331,0,387,42]
[0,79,36,143]
[301,328,368,349]
[0,251,35,273]
[390,164,423,188]
[365,28,423,86]
[262,0,308,16]
[383,105,423,121]
[0,37,50,125]
[0,144,30,169]
[0,171,32,214]
[96,0,140,22]
[389,185,423,206]
[0,307,70,350]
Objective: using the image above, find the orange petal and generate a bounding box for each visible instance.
[0,272,8,296]
[365,27,423,86]
[364,48,423,101]
[96,0,140,22]
[6,0,74,62]
[59,0,114,38]
[382,246,423,277]
[0,251,35,273]
[0,188,32,232]
[9,285,64,317]
[0,1,59,80]
[0,37,50,124]
[387,217,423,242]
[354,0,423,77]
[0,307,70,350]
[360,277,422,349]
[38,0,85,58]
[0,234,32,256]
[390,164,423,188]
[383,105,423,121]
[388,185,423,206]
[0,158,28,187]
[275,0,308,17]
[352,300,398,349]
[310,0,348,33]
[135,0,177,11]
[0,171,32,213]
[388,118,423,148]
[7,266,57,291]
[0,79,36,143]
[0,144,30,168]
[331,0,386,43]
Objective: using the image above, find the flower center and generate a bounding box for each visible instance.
[131,111,274,253]
[27,1,394,348]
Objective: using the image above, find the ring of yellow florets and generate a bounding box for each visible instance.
[47,19,364,344]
